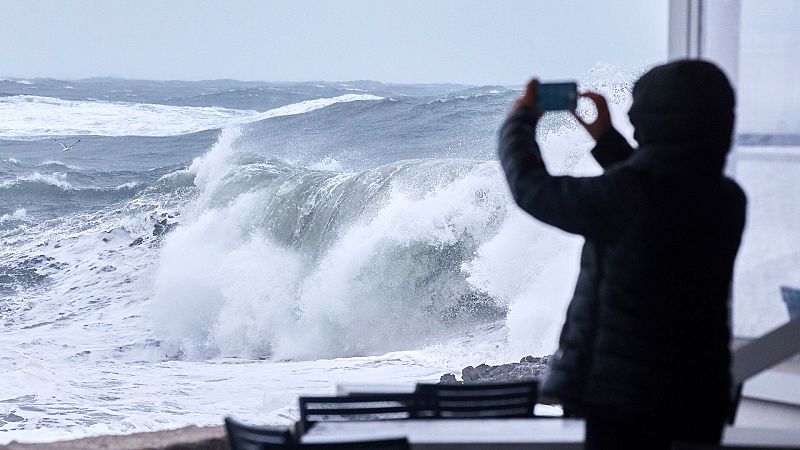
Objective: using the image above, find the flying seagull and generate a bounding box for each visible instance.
[52,138,81,151]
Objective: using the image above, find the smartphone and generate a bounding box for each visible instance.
[536,82,577,111]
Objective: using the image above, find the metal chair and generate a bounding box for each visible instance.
[225,417,296,450]
[227,416,410,450]
[414,380,539,418]
[297,393,420,435]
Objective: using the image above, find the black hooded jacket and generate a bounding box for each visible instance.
[498,61,746,416]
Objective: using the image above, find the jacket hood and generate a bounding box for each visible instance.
[628,60,735,173]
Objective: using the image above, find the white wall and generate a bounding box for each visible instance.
[737,0,800,135]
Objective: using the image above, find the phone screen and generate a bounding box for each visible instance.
[536,82,577,111]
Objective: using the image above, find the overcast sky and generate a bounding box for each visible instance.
[1,0,668,85]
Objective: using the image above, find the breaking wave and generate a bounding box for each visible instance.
[151,128,514,360]
[0,172,140,193]
[0,94,382,138]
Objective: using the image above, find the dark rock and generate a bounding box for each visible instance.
[129,237,144,247]
[150,212,180,238]
[3,412,24,422]
[153,220,178,237]
[439,373,460,384]
[440,355,552,384]
[520,355,550,365]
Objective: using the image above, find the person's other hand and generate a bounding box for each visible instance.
[572,92,611,140]
[513,79,544,120]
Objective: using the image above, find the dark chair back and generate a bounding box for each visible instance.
[225,417,296,450]
[303,438,410,450]
[297,394,419,435]
[414,380,538,418]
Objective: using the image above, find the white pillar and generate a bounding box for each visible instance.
[668,0,741,87]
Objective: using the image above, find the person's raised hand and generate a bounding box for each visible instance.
[572,92,611,141]
[513,79,544,120]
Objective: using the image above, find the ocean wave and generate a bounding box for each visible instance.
[0,172,142,194]
[241,94,507,170]
[151,128,511,360]
[1,159,83,174]
[1,172,72,190]
[0,94,383,139]
[39,160,83,170]
[308,156,344,172]
[426,87,511,105]
[247,94,383,123]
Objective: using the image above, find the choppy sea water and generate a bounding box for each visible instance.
[1,69,789,443]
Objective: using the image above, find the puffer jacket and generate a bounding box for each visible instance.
[497,60,746,417]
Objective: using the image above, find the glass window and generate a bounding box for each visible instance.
[730,0,800,336]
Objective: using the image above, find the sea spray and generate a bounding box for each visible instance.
[151,128,513,359]
[148,70,640,360]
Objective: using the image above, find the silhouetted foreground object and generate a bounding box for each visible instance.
[415,380,538,418]
[297,394,419,436]
[498,59,745,449]
[225,417,294,449]
[781,286,800,319]
[226,417,410,449]
[298,381,541,437]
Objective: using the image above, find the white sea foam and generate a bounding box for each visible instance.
[245,94,382,122]
[113,181,139,190]
[0,208,28,223]
[0,94,382,138]
[0,172,72,190]
[309,156,344,172]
